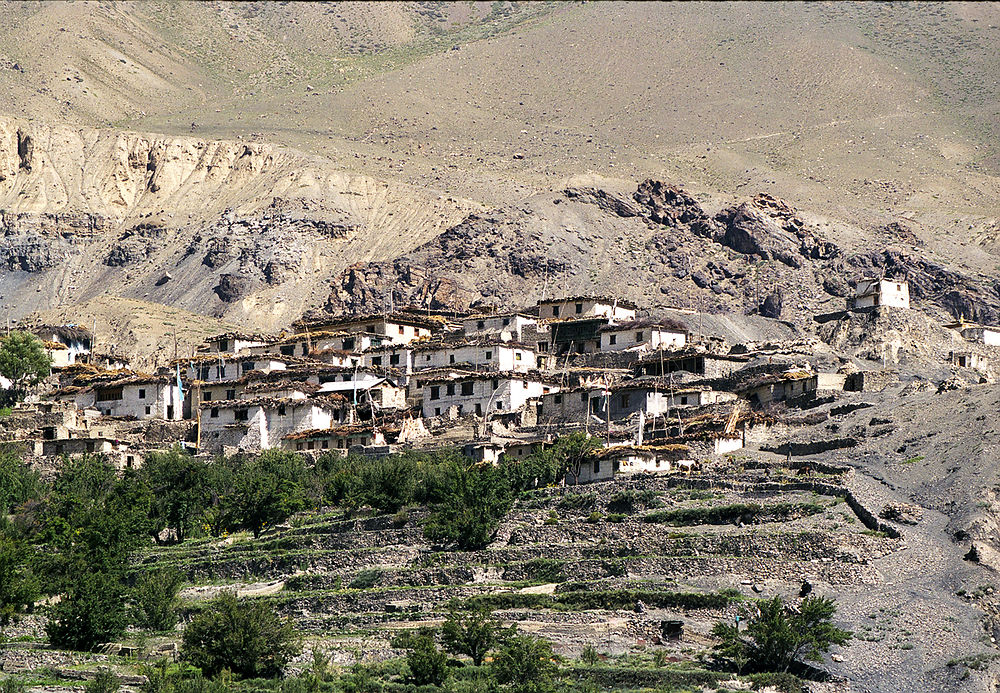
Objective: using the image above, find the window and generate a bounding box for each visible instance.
[515,352,522,361]
[496,401,503,410]
[502,317,510,326]
[138,388,146,399]
[434,407,441,416]
[372,356,382,366]
[636,331,644,341]
[554,394,562,404]
[342,374,351,381]
[477,320,485,330]
[226,389,236,400]
[552,306,560,317]
[430,386,440,400]
[280,344,295,356]
[200,366,210,380]
[210,407,219,418]
[575,303,583,314]
[475,403,482,415]
[343,338,355,350]
[307,441,315,450]
[216,365,226,378]
[425,354,431,361]
[461,381,474,395]
[219,339,229,352]
[242,361,253,373]
[390,353,400,365]
[367,325,376,333]
[446,383,455,396]
[234,409,248,422]
[301,343,309,356]
[491,379,499,390]
[144,406,151,415]
[449,354,456,364]
[322,440,329,449]
[485,351,492,360]
[296,442,304,451]
[96,387,123,402]
[609,334,617,345]
[591,398,601,413]
[593,459,600,473]
[398,325,405,335]
[680,396,688,405]
[278,404,286,416]
[581,392,588,402]
[621,394,630,408]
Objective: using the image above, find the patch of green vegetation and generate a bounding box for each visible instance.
[643,503,824,526]
[462,588,735,613]
[902,456,925,465]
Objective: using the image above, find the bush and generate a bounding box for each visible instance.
[523,559,565,584]
[464,589,734,613]
[585,512,603,524]
[85,668,121,693]
[348,569,383,590]
[605,513,625,523]
[132,568,184,631]
[491,635,558,693]
[226,451,310,538]
[46,571,128,651]
[424,463,513,550]
[643,503,824,526]
[557,493,596,511]
[712,595,852,674]
[405,634,450,686]
[181,591,300,679]
[441,609,513,666]
[607,489,660,513]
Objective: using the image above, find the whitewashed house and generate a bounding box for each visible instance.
[848,279,910,310]
[186,355,289,383]
[411,341,537,373]
[291,313,438,346]
[200,332,271,355]
[420,373,558,418]
[462,313,537,341]
[599,319,688,353]
[536,296,637,322]
[568,444,693,485]
[33,325,92,367]
[198,395,347,453]
[72,375,184,420]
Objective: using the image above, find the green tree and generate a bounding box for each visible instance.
[512,433,600,488]
[0,331,51,400]
[711,595,852,674]
[227,451,309,538]
[46,571,128,650]
[85,668,121,693]
[0,449,40,515]
[0,533,39,641]
[441,608,512,666]
[181,591,300,679]
[140,448,217,543]
[424,462,513,550]
[491,635,559,693]
[405,633,450,686]
[131,568,184,631]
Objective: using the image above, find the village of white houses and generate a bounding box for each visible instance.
[8,4,1000,693]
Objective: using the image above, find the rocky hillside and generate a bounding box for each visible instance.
[0,116,469,334]
[322,179,1000,332]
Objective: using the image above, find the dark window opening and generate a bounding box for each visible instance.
[430,386,440,400]
[234,409,248,422]
[461,381,474,395]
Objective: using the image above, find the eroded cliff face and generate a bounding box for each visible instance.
[0,117,470,332]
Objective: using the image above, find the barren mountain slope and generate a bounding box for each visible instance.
[0,115,471,330]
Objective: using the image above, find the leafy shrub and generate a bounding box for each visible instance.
[132,568,184,631]
[492,635,558,693]
[643,503,824,526]
[181,591,300,679]
[557,493,596,511]
[441,609,513,666]
[607,489,660,513]
[46,571,128,651]
[85,668,121,693]
[523,559,565,584]
[405,634,450,686]
[348,569,383,590]
[605,513,626,523]
[585,512,603,524]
